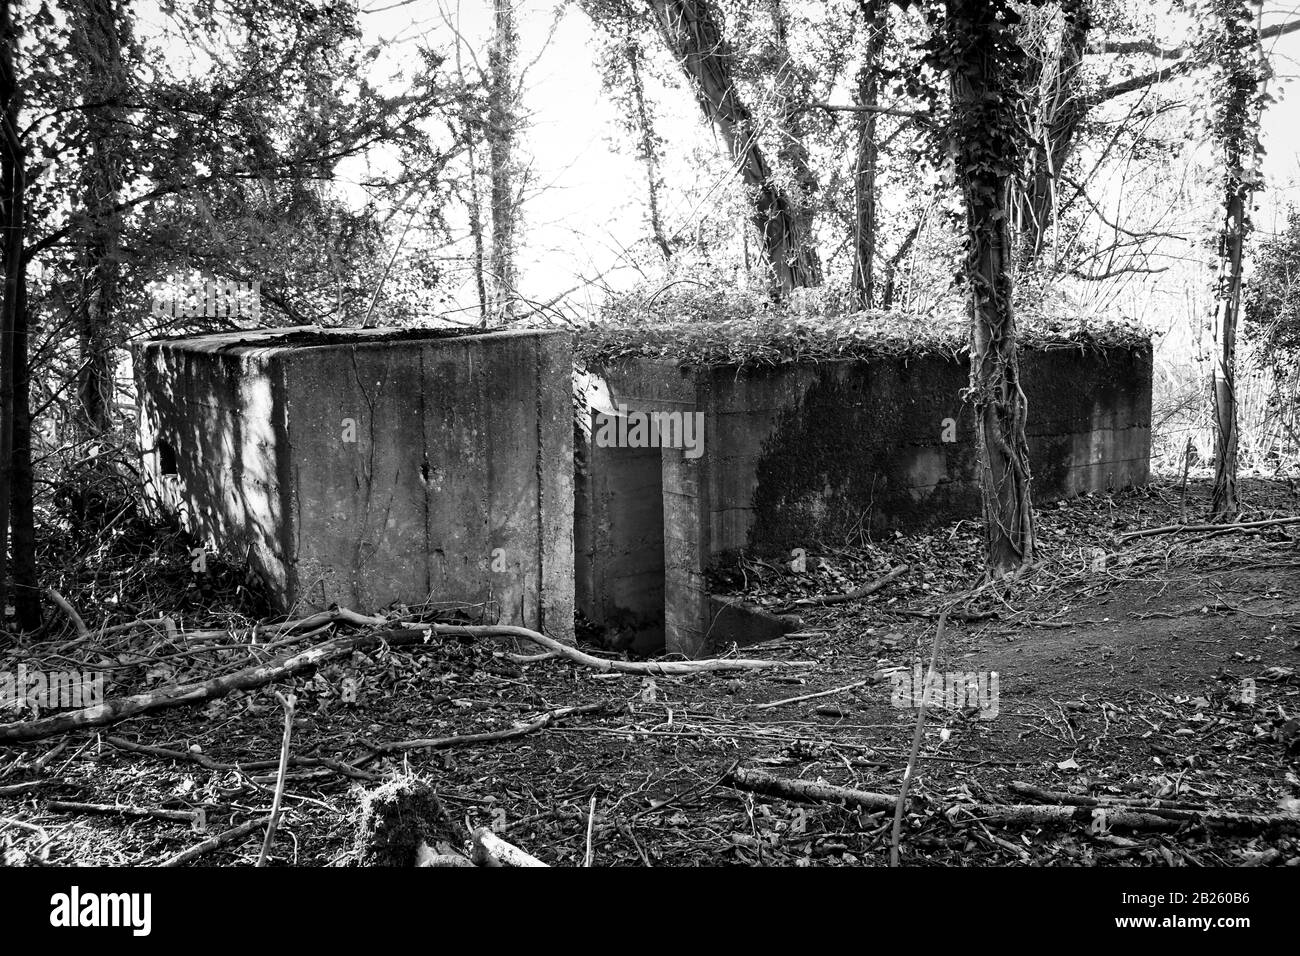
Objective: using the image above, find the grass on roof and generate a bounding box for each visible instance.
[574,300,1152,370]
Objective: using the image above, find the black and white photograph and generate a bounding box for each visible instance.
[0,0,1297,935]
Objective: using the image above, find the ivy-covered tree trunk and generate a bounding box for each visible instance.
[849,0,883,310]
[646,0,818,296]
[1206,0,1266,522]
[940,0,1035,576]
[771,0,822,287]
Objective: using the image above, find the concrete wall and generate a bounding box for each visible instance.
[580,345,1152,656]
[135,326,574,639]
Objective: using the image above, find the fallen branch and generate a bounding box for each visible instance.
[429,624,811,674]
[371,702,611,752]
[727,767,899,812]
[158,816,271,867]
[791,565,910,608]
[0,619,806,745]
[107,736,377,781]
[470,827,548,867]
[181,607,386,643]
[0,779,55,797]
[729,768,1300,834]
[881,608,998,623]
[753,679,868,711]
[1007,781,1208,811]
[0,627,430,744]
[1119,515,1300,542]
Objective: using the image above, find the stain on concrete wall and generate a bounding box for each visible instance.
[583,344,1152,656]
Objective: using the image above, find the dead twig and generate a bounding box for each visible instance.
[158,816,271,867]
[1119,515,1300,541]
[256,692,296,867]
[753,679,868,711]
[370,702,612,752]
[428,624,812,675]
[45,588,89,638]
[0,779,55,797]
[583,794,598,867]
[44,799,200,825]
[106,736,377,781]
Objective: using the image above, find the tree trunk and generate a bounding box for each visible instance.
[1209,1,1266,521]
[771,1,822,287]
[647,0,817,296]
[880,219,920,310]
[10,264,37,630]
[1012,0,1090,268]
[849,0,883,309]
[71,0,129,437]
[0,0,38,631]
[1210,178,1243,520]
[488,0,518,323]
[945,0,1035,577]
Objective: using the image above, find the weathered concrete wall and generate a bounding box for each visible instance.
[135,326,574,639]
[580,345,1152,656]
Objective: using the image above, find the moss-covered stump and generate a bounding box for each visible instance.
[354,774,463,866]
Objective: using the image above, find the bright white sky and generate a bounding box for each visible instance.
[351,0,1300,311]
[130,0,1300,319]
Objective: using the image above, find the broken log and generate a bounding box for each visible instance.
[415,845,474,867]
[1007,781,1209,811]
[470,827,548,867]
[727,767,898,812]
[729,768,1300,834]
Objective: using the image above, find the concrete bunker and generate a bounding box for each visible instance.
[134,325,574,638]
[576,344,1153,658]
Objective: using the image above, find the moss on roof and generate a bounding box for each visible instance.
[574,306,1152,370]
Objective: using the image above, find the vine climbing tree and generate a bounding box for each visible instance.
[1200,0,1269,522]
[924,0,1035,577]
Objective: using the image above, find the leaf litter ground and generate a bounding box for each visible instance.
[2,477,1298,867]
